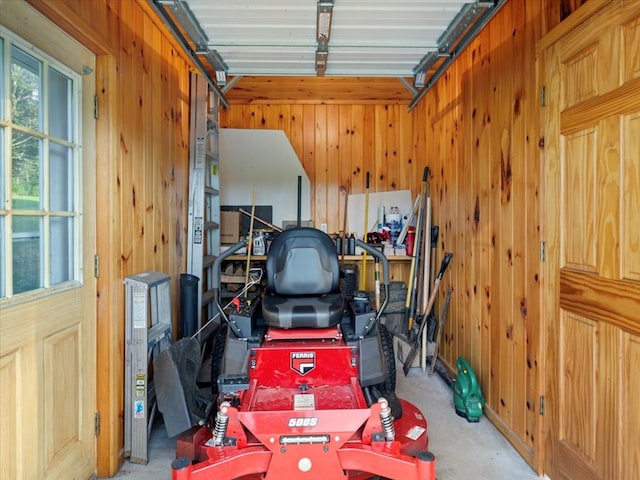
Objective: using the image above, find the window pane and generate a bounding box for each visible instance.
[12,131,42,209]
[50,216,73,285]
[50,142,73,211]
[49,67,73,141]
[0,216,5,298]
[0,127,4,205]
[11,45,42,131]
[0,37,5,121]
[13,215,43,294]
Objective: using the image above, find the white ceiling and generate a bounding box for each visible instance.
[158,0,503,77]
[186,0,468,77]
[152,0,505,106]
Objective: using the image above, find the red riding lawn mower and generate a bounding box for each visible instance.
[163,227,438,480]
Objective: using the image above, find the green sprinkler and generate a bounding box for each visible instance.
[453,357,485,422]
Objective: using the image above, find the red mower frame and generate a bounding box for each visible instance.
[171,232,438,480]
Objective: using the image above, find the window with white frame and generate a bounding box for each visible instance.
[0,29,82,299]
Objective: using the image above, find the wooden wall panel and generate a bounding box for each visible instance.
[622,334,640,480]
[43,327,80,467]
[622,17,640,81]
[562,129,598,271]
[221,104,420,234]
[622,112,640,281]
[0,353,20,480]
[558,312,597,466]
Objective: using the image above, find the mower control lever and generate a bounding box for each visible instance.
[355,239,390,286]
[355,238,391,332]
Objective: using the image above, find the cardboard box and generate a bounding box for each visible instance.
[221,211,241,244]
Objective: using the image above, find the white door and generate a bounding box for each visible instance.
[0,2,97,479]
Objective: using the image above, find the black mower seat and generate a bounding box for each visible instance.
[262,227,344,329]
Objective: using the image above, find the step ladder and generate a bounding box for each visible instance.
[187,71,221,331]
[124,271,173,464]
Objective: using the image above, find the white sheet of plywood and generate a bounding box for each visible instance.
[347,189,414,240]
[219,129,311,228]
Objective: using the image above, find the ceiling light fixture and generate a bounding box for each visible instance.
[215,70,227,86]
[317,1,334,43]
[315,47,329,77]
[198,49,229,83]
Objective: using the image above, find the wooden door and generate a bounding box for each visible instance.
[540,2,640,479]
[0,2,97,479]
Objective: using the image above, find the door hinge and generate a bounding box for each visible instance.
[94,254,100,278]
[94,95,99,119]
[540,86,546,107]
[95,411,101,436]
[539,395,545,416]
[540,241,546,262]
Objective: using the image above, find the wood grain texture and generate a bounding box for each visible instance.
[224,76,413,105]
[542,3,640,479]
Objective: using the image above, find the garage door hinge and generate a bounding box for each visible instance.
[539,395,545,416]
[94,254,100,278]
[540,86,546,107]
[94,95,99,119]
[95,411,101,436]
[540,241,546,262]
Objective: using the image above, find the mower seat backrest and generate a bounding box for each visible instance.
[262,227,344,329]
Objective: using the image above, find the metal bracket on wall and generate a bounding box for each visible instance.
[150,0,229,108]
[408,0,507,111]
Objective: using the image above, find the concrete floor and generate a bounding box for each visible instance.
[106,363,539,480]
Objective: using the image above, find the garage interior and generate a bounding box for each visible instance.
[1,1,639,480]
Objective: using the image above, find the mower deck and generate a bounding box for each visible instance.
[172,327,436,479]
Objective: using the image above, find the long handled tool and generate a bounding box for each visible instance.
[425,225,440,343]
[419,196,432,371]
[404,167,429,331]
[340,180,350,267]
[403,252,453,375]
[374,256,381,310]
[238,208,283,232]
[244,185,257,295]
[429,287,452,375]
[360,172,370,290]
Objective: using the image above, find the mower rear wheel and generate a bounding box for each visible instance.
[378,323,396,392]
[209,322,227,395]
[366,323,403,419]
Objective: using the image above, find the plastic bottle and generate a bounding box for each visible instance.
[336,233,343,256]
[253,232,265,255]
[347,232,356,256]
[406,226,416,256]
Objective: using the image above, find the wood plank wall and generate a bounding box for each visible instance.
[221,104,425,233]
[220,0,585,471]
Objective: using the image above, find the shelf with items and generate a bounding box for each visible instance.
[222,254,411,292]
